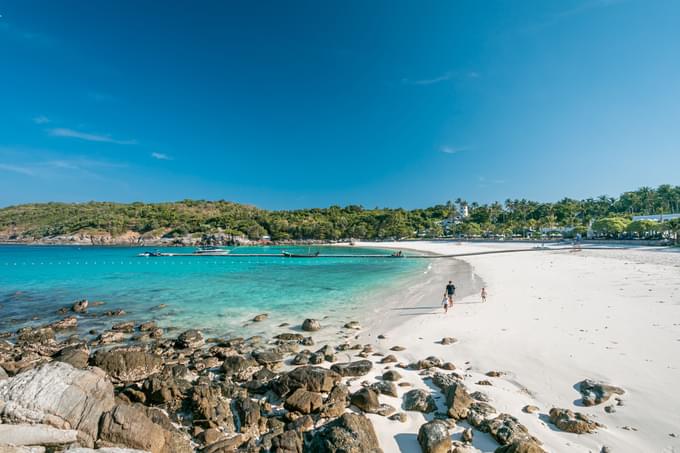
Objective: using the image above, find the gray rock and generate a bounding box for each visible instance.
[0,424,78,446]
[370,381,398,397]
[382,370,402,381]
[403,389,437,413]
[308,413,382,453]
[480,413,539,446]
[49,316,78,330]
[112,321,135,332]
[72,299,88,313]
[252,313,268,322]
[91,347,163,383]
[221,354,257,379]
[0,361,114,447]
[418,420,451,453]
[331,359,372,377]
[578,379,625,406]
[175,329,204,349]
[302,319,321,332]
[53,344,90,369]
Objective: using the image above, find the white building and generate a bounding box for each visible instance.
[632,213,680,222]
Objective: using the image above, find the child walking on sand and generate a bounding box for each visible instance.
[481,287,487,303]
[443,281,456,313]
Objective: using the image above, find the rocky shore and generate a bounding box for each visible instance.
[0,298,625,453]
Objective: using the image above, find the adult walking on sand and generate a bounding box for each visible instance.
[444,280,456,311]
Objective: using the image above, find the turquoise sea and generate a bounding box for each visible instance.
[0,245,426,338]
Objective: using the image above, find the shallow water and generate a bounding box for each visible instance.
[0,245,427,338]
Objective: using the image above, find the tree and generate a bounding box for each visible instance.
[592,217,630,238]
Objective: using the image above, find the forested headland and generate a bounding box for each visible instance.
[1,185,679,244]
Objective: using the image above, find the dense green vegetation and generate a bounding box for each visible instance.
[0,185,679,242]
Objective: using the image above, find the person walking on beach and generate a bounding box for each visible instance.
[444,280,456,311]
[481,287,487,303]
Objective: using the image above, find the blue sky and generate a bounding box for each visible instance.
[1,0,679,209]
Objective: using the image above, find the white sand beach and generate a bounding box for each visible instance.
[351,241,680,452]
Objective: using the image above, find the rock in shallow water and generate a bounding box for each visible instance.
[302,318,321,331]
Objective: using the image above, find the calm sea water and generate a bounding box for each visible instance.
[0,245,426,338]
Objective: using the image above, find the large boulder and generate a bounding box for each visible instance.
[577,379,624,406]
[285,388,323,414]
[350,387,380,414]
[308,413,382,453]
[91,347,163,383]
[191,381,235,430]
[417,420,451,453]
[0,424,78,446]
[52,344,90,369]
[273,366,341,397]
[232,396,262,435]
[0,361,114,447]
[319,383,349,418]
[446,382,473,419]
[548,408,602,434]
[330,360,372,377]
[98,404,167,453]
[403,389,437,413]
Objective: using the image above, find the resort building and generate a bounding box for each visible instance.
[631,213,680,222]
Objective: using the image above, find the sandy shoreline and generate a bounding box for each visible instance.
[349,241,680,452]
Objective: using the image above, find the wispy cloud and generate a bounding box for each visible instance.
[404,71,455,86]
[48,128,138,145]
[0,163,34,176]
[440,145,470,155]
[151,152,172,160]
[33,115,50,125]
[403,70,480,86]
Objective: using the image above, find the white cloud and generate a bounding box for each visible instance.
[33,115,50,124]
[48,128,138,145]
[440,145,470,155]
[403,70,480,86]
[403,71,455,86]
[151,152,171,160]
[0,163,35,176]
